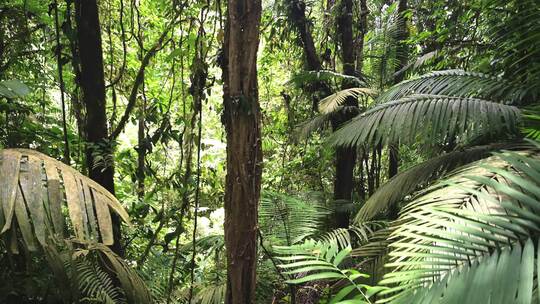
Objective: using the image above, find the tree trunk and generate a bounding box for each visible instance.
[288,0,332,110]
[137,96,146,201]
[221,0,262,303]
[387,0,409,220]
[289,0,322,71]
[332,0,357,228]
[356,0,369,72]
[74,0,122,255]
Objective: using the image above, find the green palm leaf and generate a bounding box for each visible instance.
[319,88,376,114]
[378,70,528,104]
[354,142,526,223]
[376,142,540,303]
[329,94,520,148]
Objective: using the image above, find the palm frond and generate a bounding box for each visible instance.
[350,228,393,284]
[0,149,130,252]
[319,221,388,249]
[376,142,540,303]
[0,149,150,303]
[329,94,520,148]
[378,70,528,104]
[391,239,536,304]
[354,142,525,222]
[318,88,376,114]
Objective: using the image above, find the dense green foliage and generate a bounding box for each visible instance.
[0,0,539,303]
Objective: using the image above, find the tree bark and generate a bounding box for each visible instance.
[74,0,122,255]
[221,0,262,303]
[332,0,357,228]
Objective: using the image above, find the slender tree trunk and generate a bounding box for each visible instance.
[288,0,332,110]
[221,0,262,302]
[356,0,369,72]
[53,0,70,164]
[74,0,122,255]
[332,0,357,228]
[388,0,409,220]
[136,95,146,201]
[289,0,322,71]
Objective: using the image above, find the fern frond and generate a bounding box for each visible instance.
[329,94,520,148]
[75,258,126,304]
[83,242,153,304]
[275,240,375,303]
[260,191,329,245]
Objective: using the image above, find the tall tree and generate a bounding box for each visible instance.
[221,0,262,303]
[332,0,358,228]
[74,0,122,255]
[388,0,409,219]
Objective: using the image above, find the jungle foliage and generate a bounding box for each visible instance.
[0,0,539,303]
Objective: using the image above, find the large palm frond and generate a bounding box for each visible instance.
[0,148,130,251]
[376,142,540,303]
[0,149,150,303]
[377,70,528,104]
[354,142,525,222]
[329,94,520,148]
